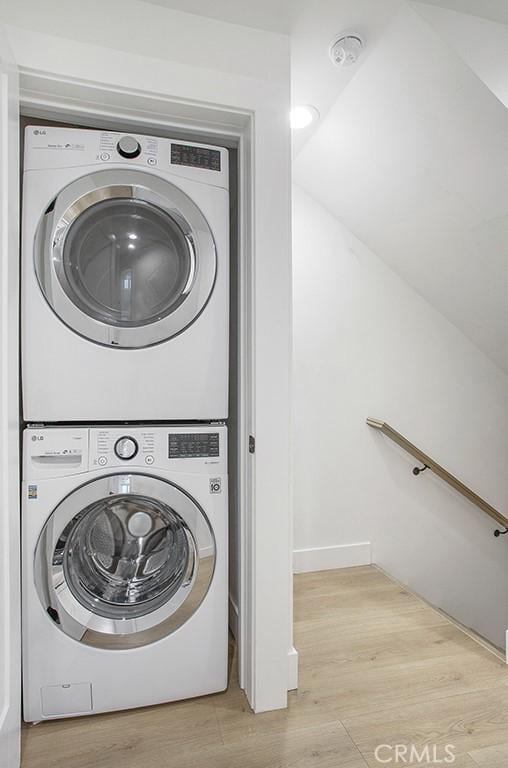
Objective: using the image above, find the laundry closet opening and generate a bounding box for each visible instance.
[19,112,244,719]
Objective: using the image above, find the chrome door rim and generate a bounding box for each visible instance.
[34,169,217,348]
[34,473,216,649]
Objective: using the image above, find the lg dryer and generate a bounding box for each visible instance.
[22,424,228,721]
[22,127,229,421]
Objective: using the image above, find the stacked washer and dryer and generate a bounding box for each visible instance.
[21,126,230,722]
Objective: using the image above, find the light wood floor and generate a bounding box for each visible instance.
[22,566,508,767]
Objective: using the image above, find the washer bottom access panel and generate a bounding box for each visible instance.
[22,424,228,721]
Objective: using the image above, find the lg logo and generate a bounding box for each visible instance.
[209,478,222,494]
[31,435,43,442]
[33,129,46,135]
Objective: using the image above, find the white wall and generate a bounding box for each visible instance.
[293,184,508,650]
[1,0,293,714]
[295,5,508,376]
[0,0,288,82]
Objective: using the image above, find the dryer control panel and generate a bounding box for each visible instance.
[24,126,229,190]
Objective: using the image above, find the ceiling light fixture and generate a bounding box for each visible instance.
[329,35,363,68]
[290,105,319,131]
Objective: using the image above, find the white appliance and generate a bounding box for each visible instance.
[22,127,229,421]
[22,424,228,722]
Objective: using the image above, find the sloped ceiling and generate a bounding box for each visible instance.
[414,0,508,26]
[295,4,508,372]
[412,1,508,108]
[139,0,292,33]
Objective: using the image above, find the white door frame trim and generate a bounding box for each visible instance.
[18,65,260,708]
[0,29,20,768]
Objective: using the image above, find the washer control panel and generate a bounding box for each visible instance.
[24,425,227,478]
[169,432,220,459]
[87,425,226,472]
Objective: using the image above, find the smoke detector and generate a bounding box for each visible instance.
[329,35,363,68]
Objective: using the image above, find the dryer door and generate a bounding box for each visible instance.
[34,473,215,649]
[34,169,217,348]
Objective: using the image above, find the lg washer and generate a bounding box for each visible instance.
[22,424,228,721]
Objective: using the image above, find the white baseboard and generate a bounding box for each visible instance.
[288,646,299,691]
[229,596,239,639]
[293,542,372,574]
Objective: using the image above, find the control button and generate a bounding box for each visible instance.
[100,152,110,161]
[117,136,141,159]
[114,436,138,460]
[147,156,157,166]
[98,456,108,466]
[145,455,154,465]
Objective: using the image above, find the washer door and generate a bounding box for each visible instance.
[35,474,215,649]
[34,169,216,348]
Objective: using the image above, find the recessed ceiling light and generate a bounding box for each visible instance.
[290,105,319,131]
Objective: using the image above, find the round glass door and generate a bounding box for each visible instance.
[35,169,217,348]
[35,474,215,649]
[60,199,193,329]
[63,494,193,620]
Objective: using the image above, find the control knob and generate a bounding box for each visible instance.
[114,436,138,460]
[117,136,141,159]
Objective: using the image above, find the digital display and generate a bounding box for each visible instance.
[171,143,221,171]
[169,433,220,459]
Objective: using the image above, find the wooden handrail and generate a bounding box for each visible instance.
[366,418,508,531]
